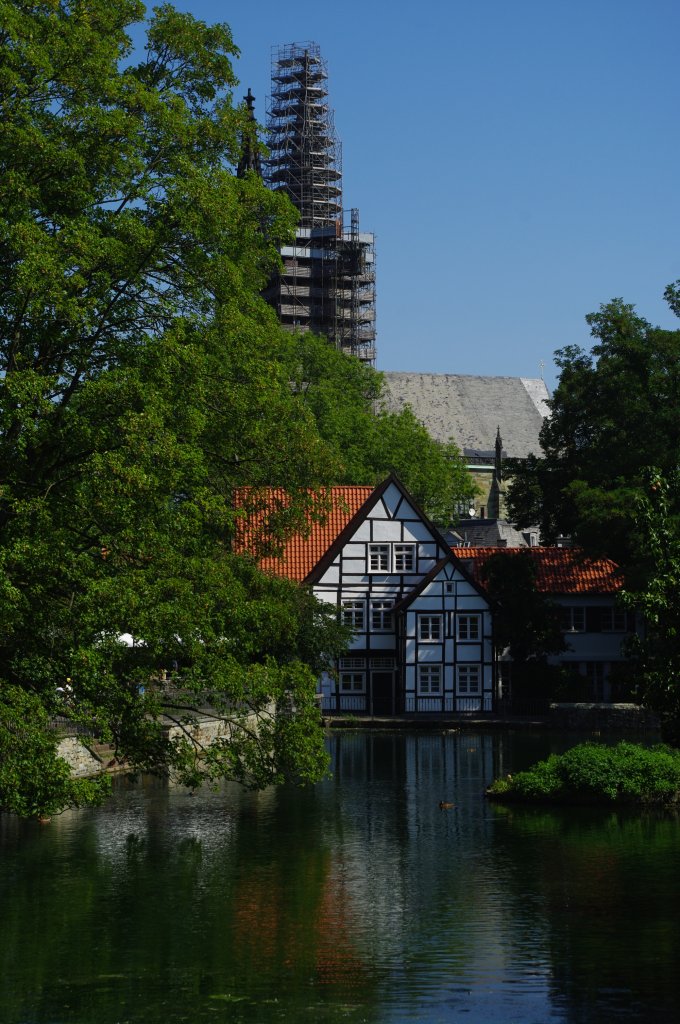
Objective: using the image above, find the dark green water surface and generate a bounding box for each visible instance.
[1,730,679,1024]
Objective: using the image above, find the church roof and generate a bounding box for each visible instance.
[457,547,623,595]
[381,372,550,459]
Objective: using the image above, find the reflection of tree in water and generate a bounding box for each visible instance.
[5,733,675,1023]
[490,804,680,1023]
[0,773,383,1024]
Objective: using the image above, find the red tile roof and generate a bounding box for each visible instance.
[456,547,623,594]
[234,486,374,581]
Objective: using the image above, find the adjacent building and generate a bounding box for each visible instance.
[459,547,639,702]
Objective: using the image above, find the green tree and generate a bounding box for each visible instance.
[283,332,476,523]
[479,551,565,698]
[0,0,351,813]
[506,291,680,579]
[0,686,106,818]
[621,469,680,744]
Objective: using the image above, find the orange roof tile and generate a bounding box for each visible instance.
[456,547,623,594]
[234,486,374,581]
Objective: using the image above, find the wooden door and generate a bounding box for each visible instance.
[371,671,394,716]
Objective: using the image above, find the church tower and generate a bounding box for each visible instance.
[262,43,376,365]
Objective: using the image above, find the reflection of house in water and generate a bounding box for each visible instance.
[324,731,509,971]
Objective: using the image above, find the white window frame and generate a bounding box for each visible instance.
[601,608,627,633]
[339,657,366,670]
[370,600,393,632]
[418,664,442,695]
[457,614,481,641]
[368,544,390,572]
[371,657,395,670]
[457,664,481,695]
[561,606,585,633]
[394,543,416,572]
[418,615,442,642]
[340,672,365,693]
[341,600,365,630]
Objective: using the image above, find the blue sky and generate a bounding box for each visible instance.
[162,0,678,389]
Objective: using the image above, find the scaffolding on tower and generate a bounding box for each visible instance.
[263,42,376,366]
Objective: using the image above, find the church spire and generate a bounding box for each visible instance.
[495,426,503,482]
[237,88,262,178]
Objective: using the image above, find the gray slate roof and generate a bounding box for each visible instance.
[453,520,533,548]
[382,373,550,459]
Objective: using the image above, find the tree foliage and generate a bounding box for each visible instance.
[0,1,477,816]
[621,469,680,744]
[0,686,109,818]
[506,292,680,578]
[479,551,565,695]
[282,332,476,523]
[487,741,680,805]
[0,0,356,813]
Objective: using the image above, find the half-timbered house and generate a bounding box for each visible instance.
[237,475,495,717]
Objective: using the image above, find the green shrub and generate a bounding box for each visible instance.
[487,741,680,806]
[511,755,563,799]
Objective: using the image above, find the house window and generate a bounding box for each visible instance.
[339,657,365,670]
[372,657,395,669]
[418,665,442,694]
[602,608,627,632]
[561,606,585,632]
[419,615,442,641]
[445,582,454,595]
[457,665,481,695]
[394,544,416,572]
[457,614,481,641]
[340,672,365,693]
[341,600,365,630]
[368,544,390,572]
[370,600,393,632]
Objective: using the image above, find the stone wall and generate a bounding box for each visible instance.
[548,702,660,732]
[57,736,103,777]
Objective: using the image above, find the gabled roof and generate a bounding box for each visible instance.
[457,547,623,595]
[303,474,418,584]
[236,475,486,601]
[234,486,374,581]
[393,555,489,612]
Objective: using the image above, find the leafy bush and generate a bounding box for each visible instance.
[0,686,110,819]
[487,741,680,805]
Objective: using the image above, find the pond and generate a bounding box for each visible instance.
[1,729,679,1024]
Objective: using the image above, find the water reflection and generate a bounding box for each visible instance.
[0,731,678,1023]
